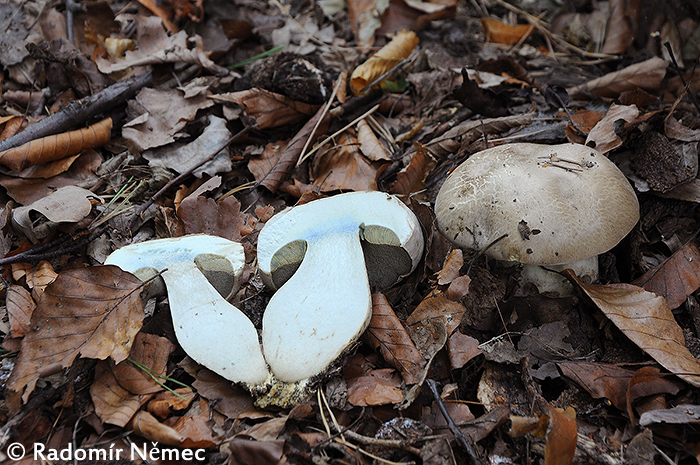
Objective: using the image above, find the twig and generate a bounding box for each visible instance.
[663,42,700,114]
[426,379,483,465]
[0,71,153,153]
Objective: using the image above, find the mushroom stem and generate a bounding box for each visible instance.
[519,256,598,296]
[163,261,270,385]
[262,230,371,383]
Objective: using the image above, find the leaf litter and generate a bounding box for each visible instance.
[1,0,700,464]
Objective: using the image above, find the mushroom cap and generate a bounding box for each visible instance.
[434,143,639,265]
[257,191,424,290]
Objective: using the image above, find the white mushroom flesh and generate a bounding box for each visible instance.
[257,191,423,383]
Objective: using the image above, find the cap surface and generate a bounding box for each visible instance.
[434,143,639,265]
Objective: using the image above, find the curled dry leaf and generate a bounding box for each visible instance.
[627,366,682,426]
[6,266,144,407]
[350,30,419,95]
[391,142,435,195]
[585,103,640,154]
[91,360,155,427]
[633,241,700,309]
[509,405,577,465]
[567,57,669,99]
[311,131,383,192]
[405,293,465,360]
[211,89,319,129]
[364,294,426,385]
[564,270,700,387]
[0,118,111,171]
[481,18,534,45]
[557,360,635,410]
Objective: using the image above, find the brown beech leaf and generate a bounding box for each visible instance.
[11,260,57,298]
[163,414,220,448]
[311,131,384,192]
[7,266,145,404]
[585,103,640,154]
[632,241,700,309]
[564,270,700,387]
[91,360,155,427]
[405,294,465,360]
[211,89,319,129]
[344,354,404,406]
[544,405,577,465]
[350,30,419,95]
[183,362,257,420]
[130,411,187,446]
[567,57,669,99]
[627,366,682,427]
[364,294,426,385]
[600,0,634,54]
[357,119,390,161]
[509,404,577,465]
[437,248,463,286]
[148,388,196,419]
[447,331,481,371]
[114,332,175,395]
[481,18,534,45]
[259,104,331,193]
[557,360,635,410]
[178,195,257,241]
[391,142,435,195]
[6,284,34,338]
[224,438,285,465]
[0,118,111,171]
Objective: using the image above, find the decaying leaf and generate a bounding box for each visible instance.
[633,241,700,309]
[364,294,426,385]
[481,18,534,45]
[7,266,145,406]
[91,360,155,427]
[564,270,700,387]
[509,404,577,465]
[344,354,404,406]
[6,284,34,338]
[405,293,465,360]
[568,57,669,99]
[391,142,435,195]
[557,360,635,410]
[0,118,112,172]
[311,131,383,192]
[350,30,419,95]
[211,89,319,129]
[585,103,640,153]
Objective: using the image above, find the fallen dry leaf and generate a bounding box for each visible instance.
[405,293,465,360]
[627,366,682,426]
[544,405,577,465]
[311,131,384,192]
[344,354,404,406]
[178,195,257,241]
[633,241,700,309]
[7,266,144,406]
[364,293,426,385]
[600,0,635,54]
[11,260,57,298]
[91,360,156,427]
[481,18,533,45]
[212,88,319,130]
[564,270,700,387]
[585,103,640,153]
[122,87,213,152]
[437,248,463,286]
[350,30,419,95]
[11,185,98,243]
[0,118,111,172]
[391,142,435,195]
[568,57,669,99]
[6,284,34,338]
[557,360,635,410]
[148,388,196,419]
[143,115,232,178]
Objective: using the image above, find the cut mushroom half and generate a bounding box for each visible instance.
[104,235,270,386]
[434,143,639,295]
[257,191,424,384]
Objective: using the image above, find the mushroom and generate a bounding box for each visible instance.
[434,143,639,295]
[257,191,424,384]
[104,235,270,386]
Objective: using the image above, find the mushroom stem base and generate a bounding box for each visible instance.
[519,256,598,296]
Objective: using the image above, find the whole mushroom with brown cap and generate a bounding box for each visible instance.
[434,142,639,295]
